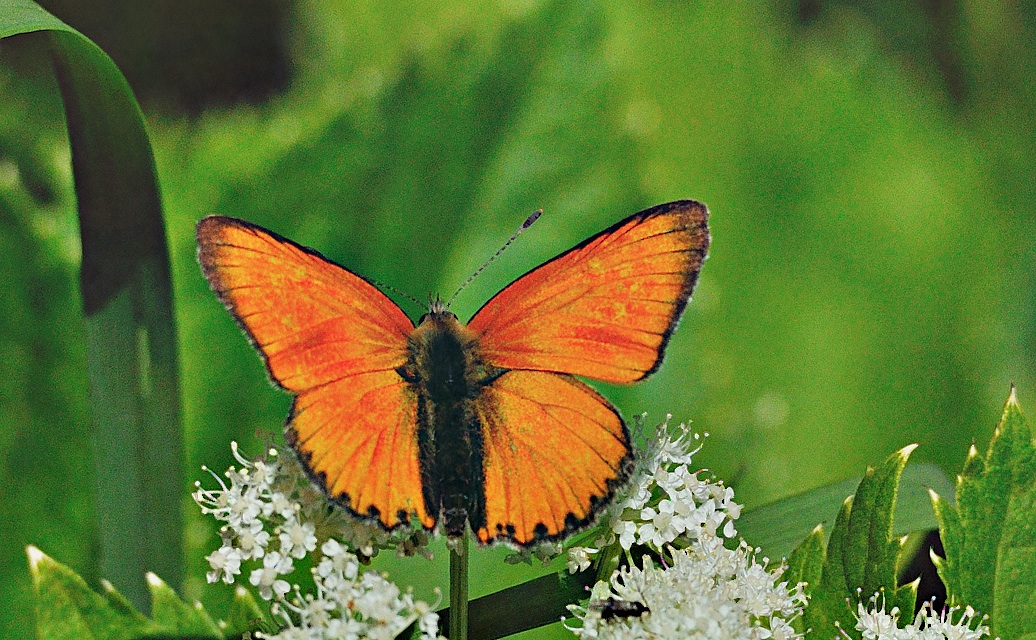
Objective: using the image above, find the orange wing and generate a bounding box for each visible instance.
[467,200,709,384]
[196,217,432,530]
[474,370,630,545]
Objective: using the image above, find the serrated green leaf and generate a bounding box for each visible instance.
[738,462,954,560]
[785,525,825,635]
[961,443,985,480]
[28,545,156,640]
[845,445,915,603]
[944,389,1036,640]
[146,573,221,638]
[992,392,1036,640]
[933,388,1036,639]
[989,392,1036,637]
[804,496,853,637]
[800,447,918,638]
[28,546,233,640]
[928,488,961,597]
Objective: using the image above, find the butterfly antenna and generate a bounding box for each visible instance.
[368,277,426,311]
[445,209,542,308]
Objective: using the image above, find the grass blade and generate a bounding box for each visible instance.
[1,0,182,612]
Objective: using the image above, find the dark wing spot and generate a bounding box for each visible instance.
[564,512,581,530]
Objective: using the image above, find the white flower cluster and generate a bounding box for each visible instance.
[193,442,440,639]
[565,418,806,639]
[568,417,741,572]
[267,539,440,640]
[844,593,994,640]
[567,535,806,639]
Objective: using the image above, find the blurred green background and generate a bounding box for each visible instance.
[2,0,1034,637]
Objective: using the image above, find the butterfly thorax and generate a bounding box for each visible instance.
[405,311,485,399]
[400,310,497,538]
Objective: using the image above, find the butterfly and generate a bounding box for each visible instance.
[196,200,709,547]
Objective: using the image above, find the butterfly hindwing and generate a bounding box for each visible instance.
[196,216,429,529]
[468,200,709,384]
[474,370,630,545]
[286,371,431,529]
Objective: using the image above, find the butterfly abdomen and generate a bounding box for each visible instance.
[403,311,492,538]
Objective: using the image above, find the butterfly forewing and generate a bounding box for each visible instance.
[197,216,428,529]
[196,217,415,389]
[467,200,709,383]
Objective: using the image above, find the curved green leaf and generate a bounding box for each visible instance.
[1,0,182,612]
[807,496,855,637]
[436,570,595,640]
[844,444,915,600]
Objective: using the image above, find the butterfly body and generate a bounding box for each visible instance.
[197,200,709,546]
[399,307,494,538]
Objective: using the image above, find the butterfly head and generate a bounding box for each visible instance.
[419,294,457,326]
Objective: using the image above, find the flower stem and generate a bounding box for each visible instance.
[449,534,469,640]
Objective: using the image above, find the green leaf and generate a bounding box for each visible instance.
[98,579,142,619]
[805,496,854,637]
[29,545,155,640]
[435,570,595,640]
[893,577,919,628]
[801,446,918,638]
[29,546,225,640]
[147,573,221,638]
[933,388,1036,639]
[785,525,825,635]
[928,487,961,601]
[738,461,953,560]
[1,0,183,612]
[223,586,269,638]
[786,524,826,588]
[844,444,915,601]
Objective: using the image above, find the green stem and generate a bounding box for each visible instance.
[449,534,469,640]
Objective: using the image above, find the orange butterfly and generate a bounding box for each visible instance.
[197,201,709,546]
